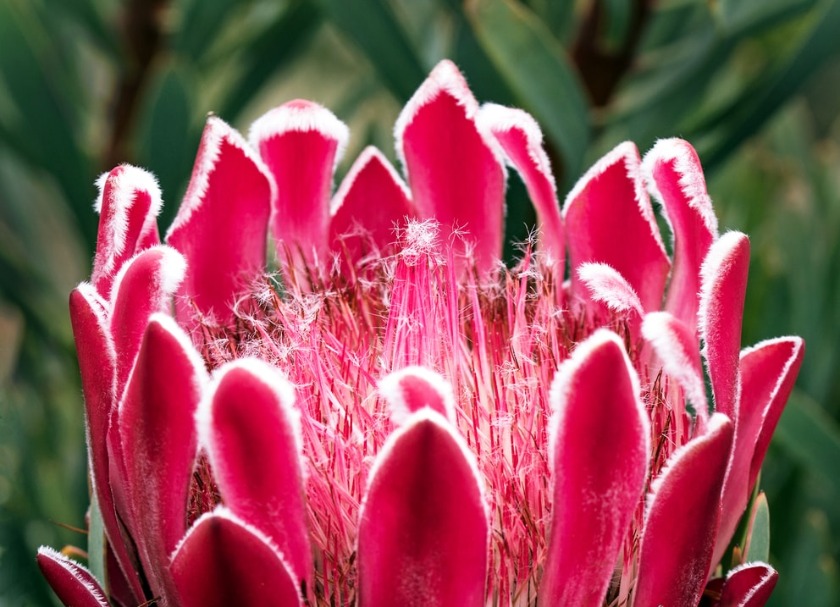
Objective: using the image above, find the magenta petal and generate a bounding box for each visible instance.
[250,100,348,269]
[69,285,144,602]
[635,413,734,607]
[378,366,457,425]
[715,337,804,561]
[108,245,186,392]
[643,139,719,334]
[199,358,311,586]
[700,232,750,420]
[719,563,778,607]
[395,60,506,275]
[642,311,709,418]
[37,547,110,607]
[329,146,415,271]
[357,410,488,607]
[577,262,644,318]
[742,337,804,491]
[118,314,208,603]
[91,165,162,299]
[167,116,273,325]
[564,142,670,312]
[540,330,649,606]
[477,103,564,266]
[171,508,302,607]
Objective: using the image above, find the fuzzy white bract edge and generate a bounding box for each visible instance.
[577,262,644,316]
[330,146,412,217]
[378,365,458,426]
[37,546,109,607]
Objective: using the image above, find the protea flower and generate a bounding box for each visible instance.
[37,60,803,607]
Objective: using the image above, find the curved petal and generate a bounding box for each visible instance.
[478,103,563,266]
[250,99,348,270]
[69,285,144,602]
[329,146,415,273]
[719,562,778,607]
[109,245,186,392]
[171,508,302,607]
[577,262,644,318]
[91,165,162,299]
[635,413,734,607]
[715,337,804,562]
[37,547,110,607]
[167,116,273,325]
[563,141,670,312]
[198,358,311,586]
[118,314,208,604]
[643,139,718,334]
[395,60,506,276]
[357,410,488,607]
[699,232,750,420]
[642,311,708,419]
[539,330,649,606]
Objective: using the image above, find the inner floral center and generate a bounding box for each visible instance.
[187,228,687,606]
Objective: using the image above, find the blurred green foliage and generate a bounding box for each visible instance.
[1,0,839,604]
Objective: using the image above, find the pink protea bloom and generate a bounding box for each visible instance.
[38,60,803,607]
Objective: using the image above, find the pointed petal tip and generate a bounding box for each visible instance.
[563,141,640,215]
[37,546,110,607]
[167,116,275,240]
[330,146,412,216]
[378,366,457,426]
[642,138,718,237]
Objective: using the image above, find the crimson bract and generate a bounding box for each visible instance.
[38,60,803,607]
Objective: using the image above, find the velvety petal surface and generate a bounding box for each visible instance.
[715,337,804,562]
[643,139,718,334]
[199,358,311,586]
[91,165,162,299]
[250,100,348,269]
[108,245,186,391]
[171,508,302,607]
[700,232,750,420]
[69,285,144,602]
[329,146,415,272]
[642,311,709,419]
[167,116,273,325]
[540,330,649,606]
[395,60,505,275]
[564,142,670,312]
[118,314,208,604]
[577,262,644,318]
[719,563,778,607]
[635,413,734,607]
[37,547,110,607]
[477,103,563,265]
[357,410,488,607]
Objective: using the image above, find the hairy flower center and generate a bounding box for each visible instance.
[188,228,689,606]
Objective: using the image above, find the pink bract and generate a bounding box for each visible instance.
[42,60,803,607]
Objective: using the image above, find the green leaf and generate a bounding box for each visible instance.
[217,0,321,121]
[698,0,840,170]
[781,511,838,606]
[714,0,817,37]
[88,492,106,587]
[774,390,840,493]
[467,0,590,186]
[316,0,427,102]
[0,1,95,249]
[173,0,241,61]
[745,491,771,562]
[602,0,633,51]
[134,65,197,230]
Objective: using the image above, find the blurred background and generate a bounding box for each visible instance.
[1,0,839,604]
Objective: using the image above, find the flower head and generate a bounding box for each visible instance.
[39,60,803,607]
